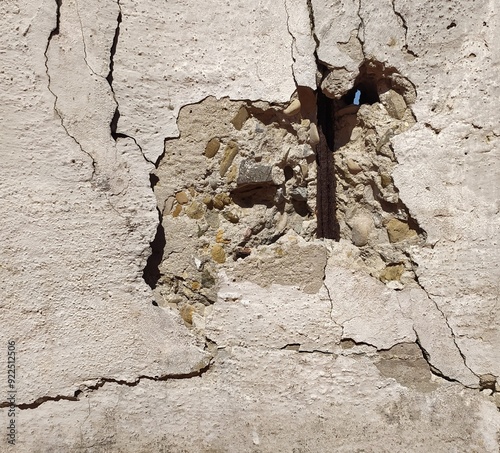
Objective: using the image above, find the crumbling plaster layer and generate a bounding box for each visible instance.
[312,0,500,379]
[5,348,500,452]
[113,0,313,162]
[0,0,209,404]
[205,270,343,352]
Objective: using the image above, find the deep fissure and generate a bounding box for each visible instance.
[143,172,166,290]
[0,361,212,411]
[108,5,122,139]
[315,81,339,240]
[101,1,165,291]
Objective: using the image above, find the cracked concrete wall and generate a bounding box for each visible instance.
[1,0,499,451]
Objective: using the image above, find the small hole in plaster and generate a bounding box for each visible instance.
[343,82,379,106]
[447,21,456,29]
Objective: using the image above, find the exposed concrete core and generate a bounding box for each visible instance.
[328,60,426,288]
[152,96,320,322]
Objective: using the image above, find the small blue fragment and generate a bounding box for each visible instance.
[353,89,361,105]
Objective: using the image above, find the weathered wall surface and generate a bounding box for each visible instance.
[1,0,499,451]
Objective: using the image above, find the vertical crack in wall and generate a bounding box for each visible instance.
[312,53,428,289]
[99,0,162,289]
[307,0,339,239]
[390,0,418,58]
[143,170,166,291]
[316,90,339,239]
[44,0,96,178]
[303,2,471,383]
[283,0,298,86]
[107,1,122,140]
[356,0,366,58]
[103,2,154,164]
[74,0,98,77]
[317,52,481,386]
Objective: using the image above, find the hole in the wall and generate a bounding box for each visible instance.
[341,80,380,107]
[315,72,339,240]
[316,60,421,242]
[284,165,294,181]
[446,21,456,29]
[142,218,166,289]
[148,96,321,312]
[292,199,311,217]
[230,185,279,209]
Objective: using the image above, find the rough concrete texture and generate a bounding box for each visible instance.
[1,0,499,451]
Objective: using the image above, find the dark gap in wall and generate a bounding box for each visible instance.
[332,64,385,152]
[230,185,279,209]
[316,82,339,240]
[107,10,122,139]
[284,165,294,181]
[110,109,120,139]
[52,0,62,36]
[142,212,166,289]
[106,11,122,87]
[342,80,380,106]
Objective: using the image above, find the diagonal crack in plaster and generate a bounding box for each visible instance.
[412,327,474,386]
[0,362,212,411]
[45,0,96,180]
[407,254,480,386]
